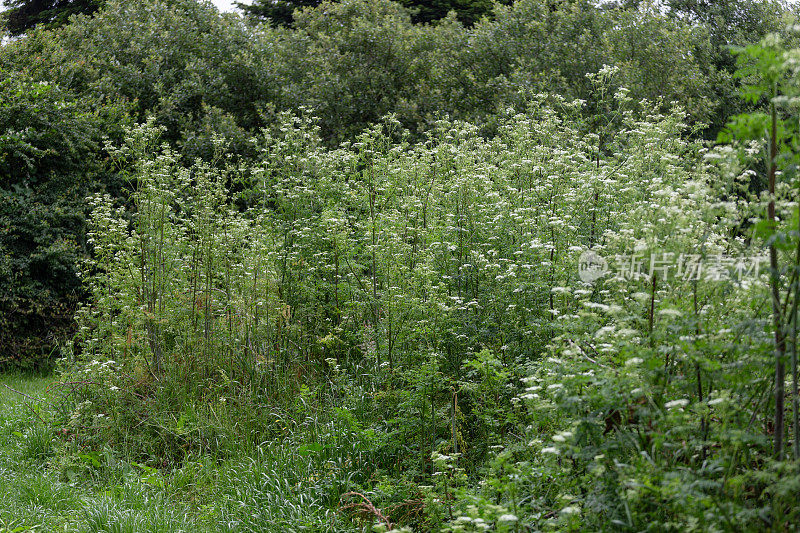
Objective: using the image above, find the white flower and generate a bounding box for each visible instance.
[552,431,573,443]
[665,399,689,409]
[542,446,560,455]
[625,357,643,366]
[595,326,615,338]
[498,514,518,522]
[560,506,581,515]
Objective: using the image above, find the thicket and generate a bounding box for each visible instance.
[1,0,793,366]
[3,0,800,531]
[57,44,800,529]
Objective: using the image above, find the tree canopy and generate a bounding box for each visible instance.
[1,0,102,35]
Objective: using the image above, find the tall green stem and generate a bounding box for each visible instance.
[793,132,800,460]
[793,222,800,460]
[767,85,785,460]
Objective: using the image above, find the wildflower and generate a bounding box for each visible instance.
[665,399,689,409]
[542,446,560,455]
[583,302,610,311]
[560,506,581,515]
[625,357,643,366]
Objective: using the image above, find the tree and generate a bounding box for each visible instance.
[1,0,266,160]
[601,3,716,126]
[395,0,512,25]
[604,0,792,137]
[1,0,103,36]
[238,0,511,27]
[236,0,321,26]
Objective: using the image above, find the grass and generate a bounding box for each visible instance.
[0,373,363,532]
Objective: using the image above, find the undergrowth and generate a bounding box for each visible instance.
[5,34,800,532]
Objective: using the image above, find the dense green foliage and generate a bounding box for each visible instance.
[4,0,790,149]
[1,0,102,35]
[3,0,800,530]
[0,71,124,369]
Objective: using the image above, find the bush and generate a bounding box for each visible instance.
[0,72,111,369]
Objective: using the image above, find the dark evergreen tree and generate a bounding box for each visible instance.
[238,0,511,27]
[1,0,103,36]
[397,0,511,25]
[236,0,321,26]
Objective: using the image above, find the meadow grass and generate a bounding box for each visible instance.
[0,373,360,533]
